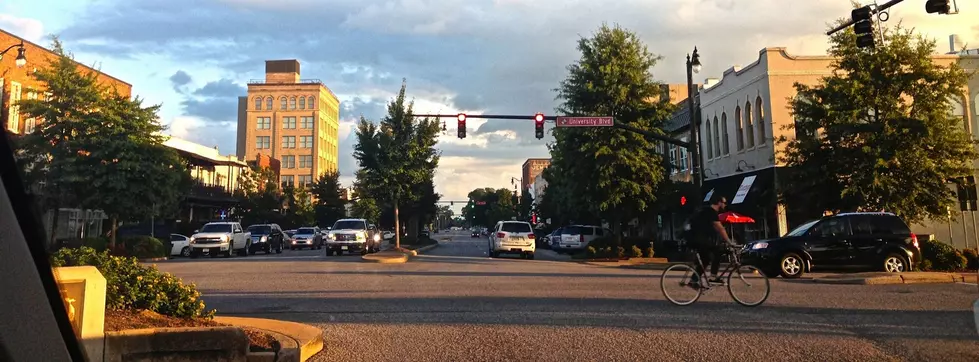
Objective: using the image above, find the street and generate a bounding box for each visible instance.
[157,230,979,362]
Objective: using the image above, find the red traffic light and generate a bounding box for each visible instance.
[680,196,687,206]
[457,113,467,122]
[534,113,544,123]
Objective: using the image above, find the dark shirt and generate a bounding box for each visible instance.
[690,206,720,246]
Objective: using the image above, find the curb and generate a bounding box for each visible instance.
[215,316,324,362]
[413,243,439,255]
[361,251,409,264]
[811,272,965,285]
[139,257,169,262]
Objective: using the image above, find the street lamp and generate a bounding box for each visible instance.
[0,41,27,68]
[686,47,704,200]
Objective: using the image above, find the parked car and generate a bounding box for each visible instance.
[169,234,191,257]
[487,221,536,259]
[741,212,920,278]
[290,227,323,250]
[189,222,250,258]
[246,224,285,254]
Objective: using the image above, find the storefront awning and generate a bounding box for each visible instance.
[701,167,777,212]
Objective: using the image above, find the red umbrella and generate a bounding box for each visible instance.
[719,211,755,224]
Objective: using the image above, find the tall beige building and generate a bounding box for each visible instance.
[237,60,341,188]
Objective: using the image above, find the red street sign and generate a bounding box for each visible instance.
[555,116,614,127]
[475,201,487,205]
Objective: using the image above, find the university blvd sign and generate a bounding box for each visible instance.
[555,116,614,127]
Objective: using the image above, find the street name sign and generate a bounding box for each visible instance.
[556,116,614,127]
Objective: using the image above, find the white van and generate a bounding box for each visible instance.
[487,221,536,259]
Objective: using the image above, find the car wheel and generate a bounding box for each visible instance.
[882,253,907,273]
[180,246,191,257]
[779,252,805,278]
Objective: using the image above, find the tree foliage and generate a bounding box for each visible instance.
[462,187,518,228]
[233,166,285,227]
[309,171,346,227]
[544,24,674,239]
[284,186,315,227]
[779,23,977,224]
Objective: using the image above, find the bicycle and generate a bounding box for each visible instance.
[660,244,771,307]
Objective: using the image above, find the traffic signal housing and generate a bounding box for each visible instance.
[852,6,875,49]
[534,113,545,139]
[457,113,467,138]
[925,0,951,14]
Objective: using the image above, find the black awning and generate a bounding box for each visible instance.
[701,167,777,212]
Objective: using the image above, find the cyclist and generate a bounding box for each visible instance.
[687,194,736,285]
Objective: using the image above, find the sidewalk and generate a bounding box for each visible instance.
[215,316,324,362]
[810,272,968,285]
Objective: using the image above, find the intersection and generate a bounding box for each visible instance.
[156,230,979,361]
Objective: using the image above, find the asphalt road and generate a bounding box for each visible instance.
[157,230,979,362]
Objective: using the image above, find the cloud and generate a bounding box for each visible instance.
[174,78,246,123]
[169,70,192,92]
[0,14,45,43]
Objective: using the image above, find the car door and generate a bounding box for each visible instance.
[805,217,854,265]
[847,215,881,265]
[232,223,244,249]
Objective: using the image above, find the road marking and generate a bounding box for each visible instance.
[958,282,978,286]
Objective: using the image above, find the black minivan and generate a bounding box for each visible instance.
[741,212,920,278]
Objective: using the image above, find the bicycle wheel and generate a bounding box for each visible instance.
[727,264,770,307]
[661,263,703,306]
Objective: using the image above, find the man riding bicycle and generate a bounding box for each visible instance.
[687,194,737,285]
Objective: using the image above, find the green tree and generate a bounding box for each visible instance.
[310,171,346,227]
[233,166,284,227]
[551,24,674,243]
[519,191,534,222]
[779,23,977,224]
[352,80,440,248]
[462,187,518,227]
[351,197,380,222]
[285,186,315,227]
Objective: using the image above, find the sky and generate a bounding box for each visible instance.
[1,0,977,215]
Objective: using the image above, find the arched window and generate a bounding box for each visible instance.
[735,106,744,151]
[713,116,721,157]
[289,97,297,110]
[705,118,714,159]
[744,101,754,148]
[266,97,273,110]
[721,113,730,155]
[756,97,765,144]
[254,97,262,110]
[280,97,287,110]
[299,97,306,109]
[307,96,315,109]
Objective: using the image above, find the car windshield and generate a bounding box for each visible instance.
[785,220,819,237]
[333,220,367,230]
[296,227,316,235]
[200,224,232,233]
[501,223,532,233]
[247,225,272,235]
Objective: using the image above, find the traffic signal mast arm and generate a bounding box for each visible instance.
[826,0,906,36]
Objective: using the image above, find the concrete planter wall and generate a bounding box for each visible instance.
[104,326,249,362]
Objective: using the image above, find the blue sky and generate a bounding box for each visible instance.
[2,0,976,215]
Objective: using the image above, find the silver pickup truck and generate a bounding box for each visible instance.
[324,218,381,256]
[189,221,251,258]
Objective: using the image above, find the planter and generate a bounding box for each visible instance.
[104,326,249,362]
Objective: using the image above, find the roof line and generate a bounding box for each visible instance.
[0,28,133,88]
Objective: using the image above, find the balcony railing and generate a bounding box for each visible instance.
[187,182,237,202]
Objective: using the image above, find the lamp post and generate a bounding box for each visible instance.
[686,47,703,200]
[0,41,28,68]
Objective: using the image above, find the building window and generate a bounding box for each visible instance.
[7,81,22,133]
[254,97,262,110]
[298,175,313,188]
[300,135,313,148]
[668,143,677,174]
[744,101,755,148]
[289,97,297,110]
[282,155,296,169]
[283,116,296,129]
[24,118,36,134]
[679,137,689,171]
[307,96,315,109]
[266,97,273,110]
[256,136,271,149]
[712,116,720,157]
[282,136,296,148]
[281,175,295,188]
[756,97,765,144]
[301,116,314,129]
[705,118,713,159]
[299,155,313,168]
[280,97,287,110]
[735,106,744,151]
[721,113,730,155]
[299,97,306,109]
[257,117,271,129]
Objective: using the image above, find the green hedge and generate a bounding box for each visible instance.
[962,248,978,270]
[51,247,215,319]
[918,239,967,271]
[586,236,654,258]
[59,236,168,259]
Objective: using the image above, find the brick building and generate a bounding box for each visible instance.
[521,158,550,194]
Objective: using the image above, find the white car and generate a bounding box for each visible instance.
[189,222,250,257]
[169,234,191,257]
[488,221,536,259]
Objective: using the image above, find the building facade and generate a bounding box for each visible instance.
[696,46,979,244]
[521,158,550,194]
[1,28,132,135]
[236,60,341,190]
[163,136,249,224]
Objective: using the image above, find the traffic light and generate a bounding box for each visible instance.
[680,196,687,206]
[534,113,545,139]
[925,0,951,14]
[457,113,467,138]
[531,213,537,224]
[852,6,875,49]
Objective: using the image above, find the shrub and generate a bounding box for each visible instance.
[629,245,643,258]
[962,248,978,270]
[616,246,625,258]
[918,239,966,271]
[586,246,597,257]
[119,236,168,259]
[643,247,655,258]
[50,247,215,319]
[587,236,652,257]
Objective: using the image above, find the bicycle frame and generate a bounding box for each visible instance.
[691,246,743,289]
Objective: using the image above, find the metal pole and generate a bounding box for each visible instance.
[962,208,969,254]
[686,53,703,201]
